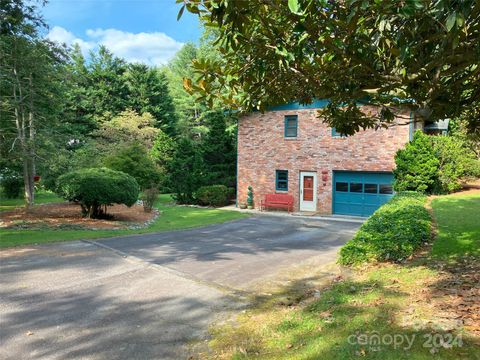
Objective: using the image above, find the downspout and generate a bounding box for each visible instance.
[408,111,414,142]
[236,117,239,208]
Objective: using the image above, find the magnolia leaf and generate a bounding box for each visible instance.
[456,14,464,27]
[183,78,193,92]
[446,12,456,31]
[288,0,302,15]
[379,19,386,32]
[177,5,185,21]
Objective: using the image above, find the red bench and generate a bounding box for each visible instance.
[261,194,294,213]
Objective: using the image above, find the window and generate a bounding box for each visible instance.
[335,182,349,192]
[379,184,393,194]
[331,128,346,137]
[284,115,298,137]
[276,170,288,191]
[350,182,363,193]
[364,183,378,194]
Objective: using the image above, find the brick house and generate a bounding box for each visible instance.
[236,101,418,216]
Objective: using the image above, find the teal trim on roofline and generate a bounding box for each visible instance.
[267,98,371,111]
[268,99,330,111]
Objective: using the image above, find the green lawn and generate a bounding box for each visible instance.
[430,193,480,260]
[205,192,480,360]
[0,193,248,248]
[0,190,64,211]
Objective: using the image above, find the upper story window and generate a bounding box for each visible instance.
[284,115,298,138]
[276,170,288,191]
[331,127,346,137]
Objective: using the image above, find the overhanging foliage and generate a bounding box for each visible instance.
[179,0,480,135]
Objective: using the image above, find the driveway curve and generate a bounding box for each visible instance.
[0,215,359,359]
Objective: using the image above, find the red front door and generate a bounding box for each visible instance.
[303,176,314,201]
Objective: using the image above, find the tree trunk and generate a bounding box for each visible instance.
[26,73,36,207]
[12,57,35,209]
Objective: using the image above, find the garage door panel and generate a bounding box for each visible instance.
[333,171,394,217]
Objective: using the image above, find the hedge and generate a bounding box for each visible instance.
[338,192,431,265]
[195,185,229,207]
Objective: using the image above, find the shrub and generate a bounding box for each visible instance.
[195,185,229,207]
[393,131,439,193]
[56,168,139,218]
[247,186,254,207]
[227,187,236,201]
[0,169,23,199]
[141,187,159,212]
[338,192,431,265]
[432,135,479,192]
[466,158,480,178]
[40,144,102,192]
[104,143,162,190]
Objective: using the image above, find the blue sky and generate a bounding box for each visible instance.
[41,0,201,65]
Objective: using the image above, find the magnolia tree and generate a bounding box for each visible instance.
[179,0,480,136]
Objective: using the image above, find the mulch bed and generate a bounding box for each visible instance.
[430,258,480,337]
[0,202,156,230]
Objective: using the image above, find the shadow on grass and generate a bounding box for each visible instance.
[211,264,479,360]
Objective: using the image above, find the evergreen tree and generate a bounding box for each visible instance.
[85,46,129,121]
[201,110,236,187]
[150,130,176,168]
[167,137,205,203]
[0,0,67,206]
[124,64,177,135]
[63,44,95,137]
[165,43,209,137]
[393,131,440,193]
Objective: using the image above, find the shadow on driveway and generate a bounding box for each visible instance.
[0,216,360,359]
[96,216,360,288]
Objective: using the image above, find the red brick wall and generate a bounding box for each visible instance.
[237,107,411,213]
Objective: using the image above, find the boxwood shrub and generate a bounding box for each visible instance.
[339,192,431,265]
[195,185,229,207]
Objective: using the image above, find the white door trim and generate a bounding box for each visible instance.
[299,171,317,212]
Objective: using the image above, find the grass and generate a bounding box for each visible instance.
[0,190,64,211]
[430,193,480,260]
[204,192,480,359]
[0,193,249,248]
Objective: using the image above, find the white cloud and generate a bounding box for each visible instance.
[47,26,183,66]
[47,26,95,54]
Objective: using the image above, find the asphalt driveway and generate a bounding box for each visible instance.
[0,215,360,359]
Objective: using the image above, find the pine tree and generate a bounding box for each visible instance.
[124,64,177,135]
[63,44,95,137]
[167,137,205,203]
[0,1,66,207]
[201,110,236,187]
[85,46,129,121]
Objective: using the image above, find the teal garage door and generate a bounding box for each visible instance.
[333,171,394,217]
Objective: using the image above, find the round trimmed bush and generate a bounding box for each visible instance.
[195,185,229,207]
[56,168,139,218]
